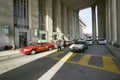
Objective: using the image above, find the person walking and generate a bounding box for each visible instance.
[63,40,66,48]
[56,39,62,51]
[29,40,33,46]
[11,40,15,50]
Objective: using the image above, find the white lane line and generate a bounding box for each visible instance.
[38,52,73,80]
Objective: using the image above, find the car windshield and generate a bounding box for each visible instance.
[75,41,86,44]
[86,40,92,41]
[99,39,105,41]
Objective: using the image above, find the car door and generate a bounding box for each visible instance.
[43,43,49,50]
[36,43,45,52]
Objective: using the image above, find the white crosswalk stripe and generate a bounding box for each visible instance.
[38,52,73,80]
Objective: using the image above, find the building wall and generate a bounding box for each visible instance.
[0,0,14,50]
[30,0,39,42]
[0,0,84,50]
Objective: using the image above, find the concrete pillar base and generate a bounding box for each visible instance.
[114,42,120,48]
[111,41,117,45]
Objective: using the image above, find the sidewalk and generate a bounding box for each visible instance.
[106,44,120,58]
[0,49,20,57]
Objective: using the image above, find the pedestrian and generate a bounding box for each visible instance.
[56,39,62,51]
[29,40,33,46]
[11,40,15,50]
[63,40,66,48]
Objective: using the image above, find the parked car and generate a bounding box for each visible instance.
[98,39,107,45]
[69,41,88,52]
[60,41,73,47]
[86,39,94,45]
[20,42,55,55]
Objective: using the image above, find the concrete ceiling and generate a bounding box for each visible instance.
[62,0,103,11]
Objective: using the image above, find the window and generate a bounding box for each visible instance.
[41,34,46,40]
[14,0,29,29]
[53,34,57,40]
[38,0,46,30]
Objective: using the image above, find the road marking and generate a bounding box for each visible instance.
[38,52,73,80]
[78,54,91,65]
[67,53,76,61]
[46,52,120,74]
[103,56,120,73]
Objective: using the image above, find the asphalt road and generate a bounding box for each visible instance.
[0,44,120,80]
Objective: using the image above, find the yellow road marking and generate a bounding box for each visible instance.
[67,53,76,61]
[46,52,120,74]
[67,55,120,74]
[78,54,91,65]
[103,56,120,73]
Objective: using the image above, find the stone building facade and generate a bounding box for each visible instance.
[0,0,84,50]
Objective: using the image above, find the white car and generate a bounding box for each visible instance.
[98,39,107,45]
[69,41,88,52]
[86,40,93,45]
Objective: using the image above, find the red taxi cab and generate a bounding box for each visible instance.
[20,42,55,55]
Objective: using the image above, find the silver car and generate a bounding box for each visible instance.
[69,41,88,52]
[98,39,107,45]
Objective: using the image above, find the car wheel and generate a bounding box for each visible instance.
[49,47,52,50]
[30,50,36,55]
[81,50,84,53]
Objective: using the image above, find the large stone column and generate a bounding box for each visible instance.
[92,6,97,40]
[107,0,112,42]
[76,12,80,39]
[62,3,68,40]
[56,0,62,39]
[116,0,120,46]
[111,0,117,44]
[105,0,109,40]
[73,13,77,39]
[29,0,39,42]
[72,11,75,39]
[67,8,73,40]
[97,0,106,39]
[46,0,53,42]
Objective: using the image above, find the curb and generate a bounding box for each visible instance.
[106,44,120,58]
[0,49,20,57]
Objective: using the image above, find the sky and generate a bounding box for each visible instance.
[79,8,92,34]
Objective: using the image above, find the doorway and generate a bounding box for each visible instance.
[19,32,27,48]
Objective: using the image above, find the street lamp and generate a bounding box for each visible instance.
[4,25,9,36]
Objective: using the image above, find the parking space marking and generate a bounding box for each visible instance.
[67,53,76,60]
[46,52,120,74]
[78,54,91,65]
[103,56,120,73]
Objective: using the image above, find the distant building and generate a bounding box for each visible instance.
[79,18,87,41]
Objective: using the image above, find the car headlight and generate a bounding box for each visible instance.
[24,49,32,51]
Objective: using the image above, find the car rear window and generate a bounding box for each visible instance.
[75,41,86,44]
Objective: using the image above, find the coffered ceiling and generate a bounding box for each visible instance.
[62,0,104,11]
